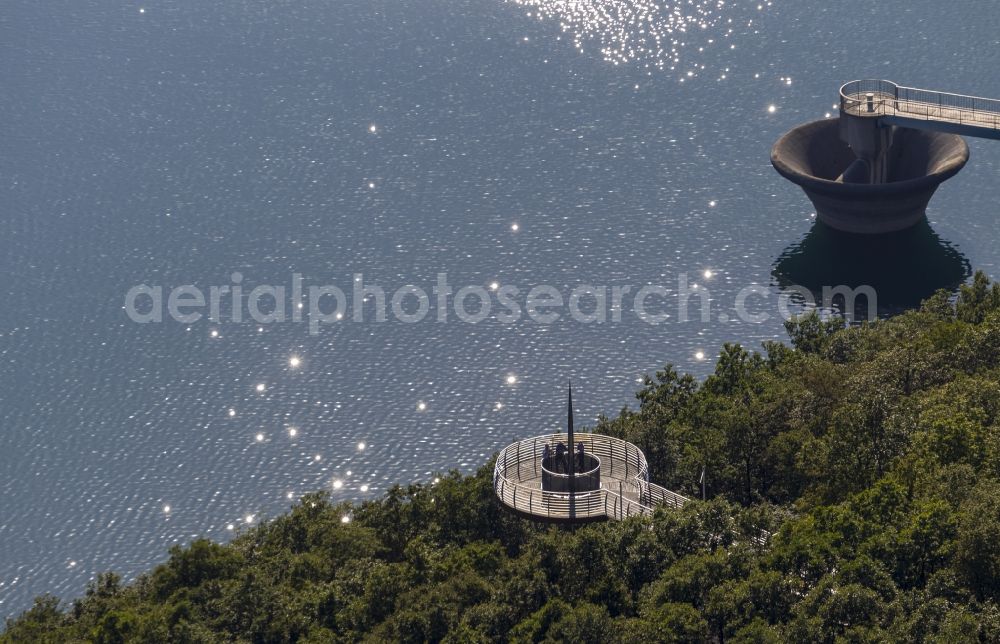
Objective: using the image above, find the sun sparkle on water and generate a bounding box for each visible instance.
[508,0,773,73]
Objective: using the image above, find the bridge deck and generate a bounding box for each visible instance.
[841,80,1000,140]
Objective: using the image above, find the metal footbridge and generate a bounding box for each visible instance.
[840,79,1000,140]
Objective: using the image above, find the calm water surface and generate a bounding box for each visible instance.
[2,0,999,615]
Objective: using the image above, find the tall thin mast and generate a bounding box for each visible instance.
[567,382,576,496]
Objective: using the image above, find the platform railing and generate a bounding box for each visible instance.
[494,434,772,545]
[839,79,1000,132]
[499,433,650,484]
[494,472,608,520]
[493,433,689,521]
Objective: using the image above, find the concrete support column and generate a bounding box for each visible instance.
[840,112,894,184]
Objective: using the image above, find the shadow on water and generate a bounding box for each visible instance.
[772,218,971,319]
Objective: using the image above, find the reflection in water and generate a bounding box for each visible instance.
[773,219,971,318]
[509,0,772,73]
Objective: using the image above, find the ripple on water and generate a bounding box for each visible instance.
[3,0,997,620]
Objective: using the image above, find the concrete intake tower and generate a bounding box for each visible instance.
[772,80,1000,234]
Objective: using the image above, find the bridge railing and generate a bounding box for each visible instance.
[896,85,1000,116]
[644,481,689,509]
[840,79,1000,131]
[602,486,657,520]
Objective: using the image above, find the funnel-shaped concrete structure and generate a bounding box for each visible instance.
[771,119,968,233]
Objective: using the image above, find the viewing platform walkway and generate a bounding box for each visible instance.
[840,79,1000,140]
[493,433,689,523]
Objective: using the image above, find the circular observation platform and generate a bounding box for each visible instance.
[493,433,687,523]
[839,79,900,118]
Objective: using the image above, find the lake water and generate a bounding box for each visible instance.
[2,0,999,616]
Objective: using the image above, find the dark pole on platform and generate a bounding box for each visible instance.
[568,382,576,519]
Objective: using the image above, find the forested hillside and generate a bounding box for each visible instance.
[6,273,1000,643]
